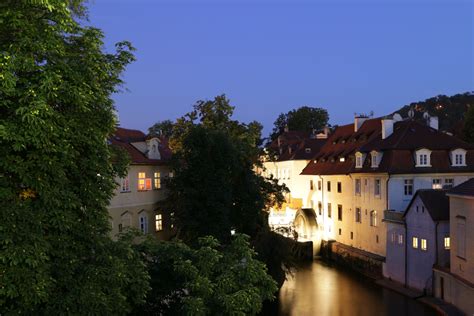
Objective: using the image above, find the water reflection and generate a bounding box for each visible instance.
[278,260,436,316]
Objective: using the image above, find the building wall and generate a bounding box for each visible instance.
[108,164,171,238]
[388,174,472,212]
[449,195,474,284]
[433,268,474,315]
[384,221,406,284]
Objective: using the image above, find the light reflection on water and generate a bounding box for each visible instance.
[277,260,436,316]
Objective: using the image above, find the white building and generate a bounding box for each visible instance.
[298,114,474,268]
[108,127,174,240]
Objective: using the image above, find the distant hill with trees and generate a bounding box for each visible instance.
[392,92,474,138]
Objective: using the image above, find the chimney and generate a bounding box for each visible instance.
[429,116,439,130]
[354,116,368,132]
[316,126,330,139]
[382,119,394,139]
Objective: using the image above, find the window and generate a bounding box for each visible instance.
[337,182,342,193]
[138,172,152,191]
[318,181,322,191]
[318,202,322,216]
[444,237,450,250]
[327,203,332,218]
[339,228,342,235]
[391,232,396,243]
[412,237,419,249]
[451,149,467,166]
[371,151,379,168]
[121,212,131,231]
[355,152,363,168]
[168,171,174,178]
[350,232,354,240]
[416,149,431,167]
[374,178,381,197]
[457,217,466,259]
[404,179,413,196]
[155,214,163,232]
[398,234,404,245]
[432,179,442,189]
[444,179,454,189]
[355,179,361,195]
[370,210,377,227]
[421,239,427,251]
[154,172,161,189]
[310,180,314,190]
[355,207,362,223]
[338,205,343,221]
[139,213,148,233]
[376,235,379,243]
[327,181,331,192]
[118,223,123,232]
[120,177,130,192]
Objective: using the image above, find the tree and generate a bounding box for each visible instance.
[1,1,148,313]
[148,119,174,138]
[463,105,474,144]
[134,234,278,315]
[270,106,329,141]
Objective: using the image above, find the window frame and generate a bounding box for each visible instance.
[404,179,414,196]
[155,213,163,232]
[138,172,152,191]
[412,237,419,249]
[120,176,130,192]
[154,171,162,190]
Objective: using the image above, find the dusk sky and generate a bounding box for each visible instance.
[88,0,473,137]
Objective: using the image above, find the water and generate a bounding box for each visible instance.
[275,259,436,316]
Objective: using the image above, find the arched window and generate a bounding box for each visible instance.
[120,211,131,232]
[139,212,148,234]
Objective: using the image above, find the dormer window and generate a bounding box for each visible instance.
[355,152,364,168]
[451,148,467,167]
[415,149,431,167]
[370,151,380,168]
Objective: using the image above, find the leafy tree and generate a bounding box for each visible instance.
[270,106,329,141]
[148,119,174,138]
[463,105,474,144]
[1,0,148,313]
[134,234,277,316]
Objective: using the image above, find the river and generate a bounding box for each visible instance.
[270,259,436,316]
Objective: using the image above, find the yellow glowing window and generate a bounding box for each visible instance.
[154,172,161,189]
[444,237,450,250]
[412,237,418,249]
[155,214,163,232]
[138,172,152,190]
[421,239,427,251]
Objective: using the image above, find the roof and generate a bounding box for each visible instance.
[110,127,171,165]
[403,189,450,221]
[301,118,474,176]
[448,178,474,197]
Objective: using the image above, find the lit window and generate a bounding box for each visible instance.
[432,179,442,189]
[421,239,427,251]
[154,172,161,189]
[138,172,152,191]
[374,178,381,197]
[370,210,377,227]
[155,214,163,232]
[404,179,413,196]
[355,179,361,195]
[412,237,419,249]
[120,177,130,192]
[398,234,404,245]
[444,237,450,250]
[139,213,148,234]
[355,207,362,223]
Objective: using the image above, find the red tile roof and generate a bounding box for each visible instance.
[301,118,474,176]
[110,127,171,165]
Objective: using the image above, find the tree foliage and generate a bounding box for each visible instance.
[463,105,474,144]
[1,0,148,313]
[148,119,174,138]
[270,106,329,142]
[134,234,277,315]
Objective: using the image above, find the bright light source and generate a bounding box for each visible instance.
[230,229,236,235]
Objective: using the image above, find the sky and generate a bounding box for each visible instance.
[87,0,473,137]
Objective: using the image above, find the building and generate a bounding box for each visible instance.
[108,127,174,239]
[299,114,474,268]
[384,190,450,292]
[263,129,328,237]
[433,178,474,315]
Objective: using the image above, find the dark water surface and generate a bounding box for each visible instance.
[271,259,436,316]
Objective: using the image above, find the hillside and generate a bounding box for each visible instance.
[393,92,473,135]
